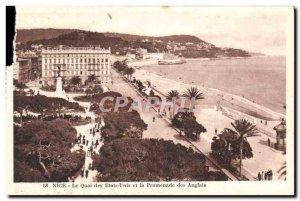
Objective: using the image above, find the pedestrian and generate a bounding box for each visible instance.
[179,130,182,136]
[261,171,264,181]
[91,141,94,146]
[265,120,268,125]
[80,169,84,178]
[153,116,155,122]
[93,132,95,137]
[83,139,85,145]
[90,128,92,134]
[258,172,261,181]
[264,171,268,180]
[268,170,271,180]
[270,170,273,180]
[215,128,217,135]
[85,170,89,178]
[267,138,271,147]
[86,140,89,146]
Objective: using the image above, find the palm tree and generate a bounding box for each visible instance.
[278,162,286,180]
[166,90,179,118]
[182,87,204,112]
[227,119,258,178]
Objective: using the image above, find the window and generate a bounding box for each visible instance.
[101,58,104,63]
[105,58,108,62]
[80,71,83,75]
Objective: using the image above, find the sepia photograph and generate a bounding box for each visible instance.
[6,6,295,196]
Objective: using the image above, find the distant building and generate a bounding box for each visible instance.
[142,53,164,60]
[13,58,31,83]
[41,46,112,85]
[136,48,148,55]
[18,53,40,80]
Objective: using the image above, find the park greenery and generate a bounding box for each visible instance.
[172,112,207,141]
[101,110,148,142]
[92,138,228,182]
[88,91,134,113]
[14,94,84,124]
[72,85,103,102]
[211,119,257,177]
[14,119,85,182]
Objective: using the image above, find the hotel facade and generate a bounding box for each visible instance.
[41,46,112,85]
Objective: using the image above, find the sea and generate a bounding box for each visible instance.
[142,56,286,114]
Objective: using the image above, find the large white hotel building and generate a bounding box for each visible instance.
[41,46,112,85]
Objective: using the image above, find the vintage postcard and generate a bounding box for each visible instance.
[6,6,295,196]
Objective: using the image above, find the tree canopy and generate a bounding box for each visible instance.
[14,119,85,182]
[14,94,84,116]
[93,138,227,182]
[101,110,147,142]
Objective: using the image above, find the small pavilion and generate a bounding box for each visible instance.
[273,119,286,152]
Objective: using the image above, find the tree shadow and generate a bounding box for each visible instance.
[173,134,186,141]
[258,139,273,148]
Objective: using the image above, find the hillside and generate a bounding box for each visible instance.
[16,28,79,43]
[104,32,206,43]
[17,29,251,58]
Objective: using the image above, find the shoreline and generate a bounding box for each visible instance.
[184,55,268,61]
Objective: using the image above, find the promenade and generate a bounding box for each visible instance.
[127,69,286,181]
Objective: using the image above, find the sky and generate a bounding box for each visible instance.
[16,6,291,55]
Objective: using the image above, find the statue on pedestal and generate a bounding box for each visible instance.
[57,66,61,77]
[55,65,65,99]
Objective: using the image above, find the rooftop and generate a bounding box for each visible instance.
[42,46,110,52]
